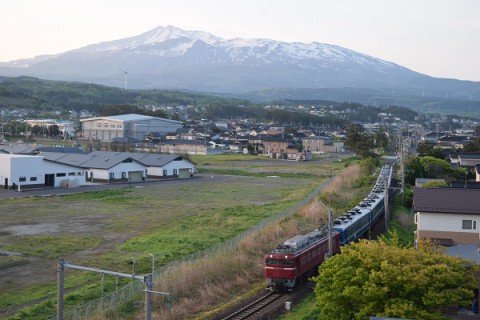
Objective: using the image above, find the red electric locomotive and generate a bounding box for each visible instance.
[265,227,340,291]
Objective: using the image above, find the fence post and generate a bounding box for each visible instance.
[57,259,65,320]
[144,275,152,320]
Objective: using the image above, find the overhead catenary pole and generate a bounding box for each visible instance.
[400,135,405,206]
[58,261,149,319]
[384,175,390,232]
[327,208,333,259]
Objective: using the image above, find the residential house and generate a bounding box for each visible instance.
[159,139,208,155]
[262,138,290,159]
[302,136,335,154]
[413,187,480,247]
[458,154,480,167]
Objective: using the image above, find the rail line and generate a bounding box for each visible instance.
[220,291,284,320]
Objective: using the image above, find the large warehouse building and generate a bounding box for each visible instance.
[80,114,183,141]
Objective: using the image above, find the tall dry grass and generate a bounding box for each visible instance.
[117,163,367,319]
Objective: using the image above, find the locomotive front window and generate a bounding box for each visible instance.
[266,258,295,265]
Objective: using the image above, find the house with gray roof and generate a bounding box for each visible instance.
[413,187,480,247]
[41,151,196,182]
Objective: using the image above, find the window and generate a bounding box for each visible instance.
[265,259,295,265]
[173,169,178,175]
[462,220,477,230]
[109,173,115,180]
[163,169,167,176]
[121,172,126,179]
[19,176,26,182]
[30,177,37,181]
[56,173,66,177]
[68,172,75,176]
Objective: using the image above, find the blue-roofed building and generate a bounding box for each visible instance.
[80,114,183,141]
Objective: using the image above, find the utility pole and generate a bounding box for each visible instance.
[327,208,333,259]
[384,179,390,232]
[400,135,405,206]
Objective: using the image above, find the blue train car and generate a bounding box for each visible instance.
[333,164,393,246]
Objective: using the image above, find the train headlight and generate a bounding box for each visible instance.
[285,255,288,259]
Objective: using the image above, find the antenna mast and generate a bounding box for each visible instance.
[120,69,128,90]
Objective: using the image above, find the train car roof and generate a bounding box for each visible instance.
[333,165,393,232]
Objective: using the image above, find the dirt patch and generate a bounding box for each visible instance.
[4,223,61,236]
[397,213,413,228]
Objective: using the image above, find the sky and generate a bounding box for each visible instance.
[1,0,480,81]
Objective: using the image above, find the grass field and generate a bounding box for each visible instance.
[0,155,346,319]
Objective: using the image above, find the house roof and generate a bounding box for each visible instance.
[80,113,183,124]
[445,244,480,263]
[413,187,480,214]
[40,151,189,169]
[303,135,332,140]
[459,153,480,159]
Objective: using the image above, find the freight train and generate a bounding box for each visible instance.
[265,164,393,291]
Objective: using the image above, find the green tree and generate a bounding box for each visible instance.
[416,141,434,155]
[419,156,451,179]
[49,124,60,137]
[345,124,375,158]
[474,126,480,137]
[463,137,480,153]
[422,180,448,188]
[313,236,479,320]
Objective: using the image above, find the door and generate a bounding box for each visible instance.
[44,174,55,187]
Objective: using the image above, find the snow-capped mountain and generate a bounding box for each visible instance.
[0,25,478,99]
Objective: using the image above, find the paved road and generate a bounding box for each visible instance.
[0,153,354,200]
[0,174,237,200]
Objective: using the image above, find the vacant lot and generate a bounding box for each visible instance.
[0,155,340,319]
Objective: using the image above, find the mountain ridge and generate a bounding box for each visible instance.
[0,25,479,102]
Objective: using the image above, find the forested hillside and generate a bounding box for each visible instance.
[0,76,245,113]
[0,76,417,126]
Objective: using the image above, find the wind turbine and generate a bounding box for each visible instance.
[120,69,128,90]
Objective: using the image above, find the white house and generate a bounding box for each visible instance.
[413,187,480,247]
[42,151,196,182]
[127,153,195,179]
[0,153,86,190]
[42,152,147,183]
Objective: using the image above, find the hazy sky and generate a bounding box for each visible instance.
[2,0,480,81]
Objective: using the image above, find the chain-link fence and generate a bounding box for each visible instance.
[49,178,332,320]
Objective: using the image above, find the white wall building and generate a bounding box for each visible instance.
[413,187,480,247]
[80,114,183,141]
[0,154,85,190]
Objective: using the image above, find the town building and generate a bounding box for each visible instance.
[0,153,86,190]
[80,114,183,141]
[302,136,335,154]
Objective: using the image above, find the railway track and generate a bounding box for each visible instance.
[220,291,284,320]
